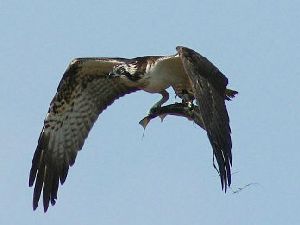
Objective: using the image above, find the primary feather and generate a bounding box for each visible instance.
[29,47,238,212]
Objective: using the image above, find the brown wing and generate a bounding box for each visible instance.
[176,46,234,191]
[29,58,138,212]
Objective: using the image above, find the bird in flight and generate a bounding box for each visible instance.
[29,46,238,212]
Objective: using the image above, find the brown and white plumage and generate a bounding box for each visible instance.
[29,46,238,212]
[29,58,138,211]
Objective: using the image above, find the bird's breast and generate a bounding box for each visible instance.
[137,60,192,94]
[138,67,172,93]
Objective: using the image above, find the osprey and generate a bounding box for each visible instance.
[29,46,238,212]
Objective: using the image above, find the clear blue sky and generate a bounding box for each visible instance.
[1,0,299,224]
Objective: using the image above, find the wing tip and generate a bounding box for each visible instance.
[33,203,38,211]
[211,139,232,193]
[29,173,35,187]
[29,129,68,212]
[43,201,50,213]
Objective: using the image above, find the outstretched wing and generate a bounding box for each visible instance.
[176,46,233,191]
[29,58,138,211]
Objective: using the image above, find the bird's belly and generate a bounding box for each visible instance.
[138,64,192,94]
[141,78,171,93]
[138,68,172,93]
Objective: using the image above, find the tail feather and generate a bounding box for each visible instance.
[225,89,238,100]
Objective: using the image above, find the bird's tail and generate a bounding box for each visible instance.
[225,88,238,100]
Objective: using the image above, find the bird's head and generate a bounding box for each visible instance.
[108,64,142,81]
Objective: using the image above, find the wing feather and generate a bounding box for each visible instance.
[29,58,138,211]
[176,46,233,190]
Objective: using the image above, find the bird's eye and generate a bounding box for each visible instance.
[119,67,125,74]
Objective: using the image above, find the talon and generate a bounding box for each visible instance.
[187,101,194,110]
[181,98,194,111]
[149,90,169,115]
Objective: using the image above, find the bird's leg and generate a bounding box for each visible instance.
[149,90,169,115]
[183,98,194,110]
[185,100,194,110]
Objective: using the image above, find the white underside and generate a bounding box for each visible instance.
[138,55,192,94]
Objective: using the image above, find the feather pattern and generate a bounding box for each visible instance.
[176,46,233,190]
[29,47,237,212]
[29,58,138,211]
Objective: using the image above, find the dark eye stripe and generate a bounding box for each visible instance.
[126,71,142,81]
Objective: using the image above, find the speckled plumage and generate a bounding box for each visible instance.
[29,58,138,211]
[29,47,238,212]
